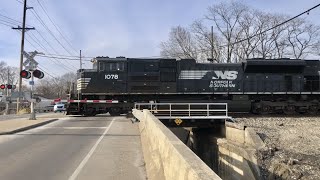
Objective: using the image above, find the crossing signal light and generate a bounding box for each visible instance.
[0,84,15,89]
[33,69,44,79]
[20,70,31,79]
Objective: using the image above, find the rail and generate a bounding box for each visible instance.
[134,102,233,121]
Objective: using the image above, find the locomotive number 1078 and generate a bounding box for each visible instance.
[105,74,119,80]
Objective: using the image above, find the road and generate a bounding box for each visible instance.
[0,112,64,121]
[0,115,146,180]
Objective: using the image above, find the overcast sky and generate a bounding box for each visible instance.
[0,0,319,76]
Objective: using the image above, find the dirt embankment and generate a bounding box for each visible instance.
[237,117,320,180]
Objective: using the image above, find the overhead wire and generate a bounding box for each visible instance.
[30,8,80,70]
[14,29,72,77]
[38,54,92,61]
[30,9,75,57]
[0,21,13,27]
[29,14,78,71]
[132,3,320,59]
[27,31,76,71]
[15,0,23,4]
[0,12,77,72]
[36,0,78,54]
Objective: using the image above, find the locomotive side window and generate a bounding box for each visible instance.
[106,62,124,71]
[99,62,105,71]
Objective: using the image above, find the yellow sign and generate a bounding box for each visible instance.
[174,118,183,125]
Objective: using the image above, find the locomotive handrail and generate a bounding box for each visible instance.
[134,102,231,120]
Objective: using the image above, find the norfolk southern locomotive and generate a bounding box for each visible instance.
[66,57,320,116]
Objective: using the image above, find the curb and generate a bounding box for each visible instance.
[0,119,59,135]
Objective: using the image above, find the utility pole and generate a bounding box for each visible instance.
[80,50,82,70]
[12,0,35,114]
[4,69,10,115]
[211,26,214,63]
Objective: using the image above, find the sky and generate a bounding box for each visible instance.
[0,0,320,77]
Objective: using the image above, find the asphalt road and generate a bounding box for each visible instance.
[0,115,146,180]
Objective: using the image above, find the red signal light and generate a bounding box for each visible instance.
[7,84,12,89]
[0,84,5,89]
[33,69,44,79]
[20,70,31,79]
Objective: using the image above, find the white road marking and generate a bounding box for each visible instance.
[37,127,107,130]
[68,118,115,180]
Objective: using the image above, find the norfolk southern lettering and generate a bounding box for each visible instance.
[210,71,238,88]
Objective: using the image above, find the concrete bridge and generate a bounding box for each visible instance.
[0,110,264,180]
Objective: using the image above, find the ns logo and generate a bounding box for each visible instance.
[212,71,238,80]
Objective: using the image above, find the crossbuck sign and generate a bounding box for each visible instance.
[23,51,43,70]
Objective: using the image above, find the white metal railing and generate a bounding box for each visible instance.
[134,102,232,120]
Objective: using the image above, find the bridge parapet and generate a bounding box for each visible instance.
[133,109,221,180]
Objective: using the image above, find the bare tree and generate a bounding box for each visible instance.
[236,10,260,60]
[35,72,76,99]
[206,1,248,62]
[191,20,222,62]
[287,19,320,59]
[160,26,199,59]
[160,1,320,63]
[0,61,19,86]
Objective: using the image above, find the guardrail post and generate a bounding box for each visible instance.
[207,104,209,116]
[169,104,172,117]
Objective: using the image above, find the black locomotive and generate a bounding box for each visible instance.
[67,57,320,116]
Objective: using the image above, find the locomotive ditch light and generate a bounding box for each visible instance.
[0,84,5,89]
[20,70,31,79]
[33,69,44,79]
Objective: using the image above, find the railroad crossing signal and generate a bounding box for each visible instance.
[23,51,40,70]
[0,84,16,89]
[20,70,31,79]
[33,69,44,79]
[23,51,43,71]
[21,51,44,79]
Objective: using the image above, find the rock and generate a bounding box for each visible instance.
[287,158,300,165]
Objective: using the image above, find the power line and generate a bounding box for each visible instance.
[0,13,82,70]
[26,31,75,71]
[15,0,23,4]
[0,13,21,24]
[135,3,320,59]
[42,53,93,59]
[30,9,76,58]
[38,65,59,77]
[0,12,32,27]
[0,18,18,26]
[230,3,320,46]
[24,35,74,72]
[0,21,14,27]
[15,29,76,72]
[36,0,78,54]
[38,54,92,61]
